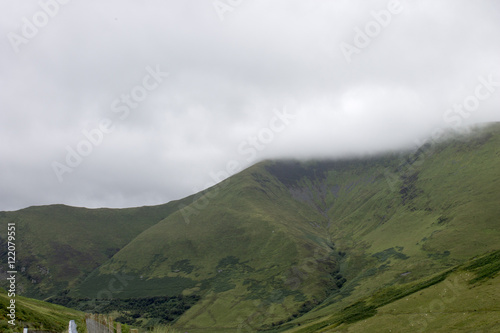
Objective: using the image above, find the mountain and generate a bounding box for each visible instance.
[74,157,341,329]
[1,122,499,332]
[0,199,194,298]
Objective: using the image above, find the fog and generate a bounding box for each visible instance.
[1,0,499,210]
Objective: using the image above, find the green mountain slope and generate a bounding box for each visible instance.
[71,123,500,330]
[284,250,500,332]
[263,124,500,331]
[0,199,193,298]
[75,165,340,330]
[0,123,499,332]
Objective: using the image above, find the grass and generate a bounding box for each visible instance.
[2,250,497,332]
[321,253,500,332]
[0,287,86,333]
[463,250,500,284]
[281,249,500,332]
[150,326,181,333]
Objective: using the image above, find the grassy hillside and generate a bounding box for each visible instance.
[0,287,86,332]
[0,199,194,298]
[68,123,500,330]
[0,123,498,331]
[75,164,340,330]
[282,250,500,332]
[259,123,500,331]
[252,124,499,331]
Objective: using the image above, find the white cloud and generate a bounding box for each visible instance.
[1,0,499,210]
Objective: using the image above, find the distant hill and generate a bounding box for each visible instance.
[1,122,499,332]
[0,199,194,298]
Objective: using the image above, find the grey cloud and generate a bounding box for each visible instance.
[1,0,499,211]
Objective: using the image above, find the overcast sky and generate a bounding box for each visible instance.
[1,0,499,211]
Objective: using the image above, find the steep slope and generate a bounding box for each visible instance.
[283,250,500,332]
[263,123,500,331]
[0,199,194,298]
[1,123,498,332]
[71,123,500,331]
[75,165,341,330]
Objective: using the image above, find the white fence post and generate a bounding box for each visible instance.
[69,320,78,333]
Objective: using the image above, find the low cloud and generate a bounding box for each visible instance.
[1,0,499,210]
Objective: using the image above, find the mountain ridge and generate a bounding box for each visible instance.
[0,122,499,331]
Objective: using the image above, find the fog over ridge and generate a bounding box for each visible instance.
[1,0,499,210]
